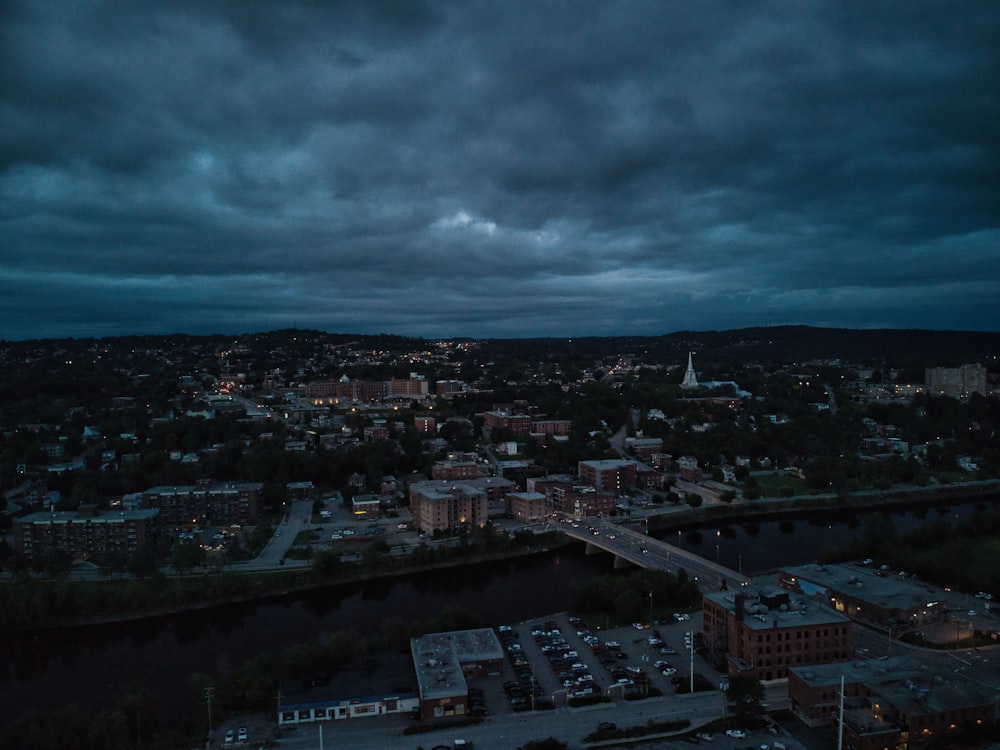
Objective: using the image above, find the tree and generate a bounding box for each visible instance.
[726,674,766,727]
[685,492,703,508]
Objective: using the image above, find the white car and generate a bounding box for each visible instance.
[224,729,235,744]
[726,729,747,739]
[237,727,248,742]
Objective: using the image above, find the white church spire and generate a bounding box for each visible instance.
[681,351,698,389]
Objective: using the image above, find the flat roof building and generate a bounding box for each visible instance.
[789,656,997,747]
[779,563,957,632]
[410,629,504,720]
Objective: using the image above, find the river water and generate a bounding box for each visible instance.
[1,499,994,726]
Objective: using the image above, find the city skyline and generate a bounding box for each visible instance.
[2,1,999,341]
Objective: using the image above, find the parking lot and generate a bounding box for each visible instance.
[468,611,713,720]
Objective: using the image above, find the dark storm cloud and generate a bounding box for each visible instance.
[2,0,998,340]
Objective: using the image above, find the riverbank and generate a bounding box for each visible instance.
[641,478,1000,533]
[4,479,998,630]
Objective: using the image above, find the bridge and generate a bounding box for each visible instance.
[562,519,748,592]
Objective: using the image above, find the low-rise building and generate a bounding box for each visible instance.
[779,563,955,632]
[410,629,504,720]
[789,657,997,747]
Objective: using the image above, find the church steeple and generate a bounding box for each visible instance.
[681,351,698,389]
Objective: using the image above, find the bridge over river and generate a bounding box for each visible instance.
[562,519,749,593]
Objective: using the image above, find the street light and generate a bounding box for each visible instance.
[649,591,654,624]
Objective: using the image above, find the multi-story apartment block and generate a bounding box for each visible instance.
[925,364,987,398]
[409,482,486,533]
[141,480,261,526]
[578,459,637,493]
[408,477,514,533]
[14,506,159,561]
[702,588,853,681]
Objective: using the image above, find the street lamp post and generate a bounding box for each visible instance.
[649,591,654,624]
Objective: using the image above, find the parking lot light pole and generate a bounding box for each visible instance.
[649,591,653,624]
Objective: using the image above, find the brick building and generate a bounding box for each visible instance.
[789,657,997,747]
[414,416,436,434]
[411,629,504,720]
[505,491,547,522]
[702,588,853,681]
[577,459,637,493]
[527,476,616,518]
[431,460,484,481]
[484,410,532,436]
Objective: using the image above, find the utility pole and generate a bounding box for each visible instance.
[204,686,214,746]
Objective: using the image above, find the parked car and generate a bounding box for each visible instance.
[237,727,248,742]
[224,729,235,744]
[726,729,747,739]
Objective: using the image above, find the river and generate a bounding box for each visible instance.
[1,498,995,728]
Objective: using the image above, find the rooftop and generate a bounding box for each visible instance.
[410,628,503,701]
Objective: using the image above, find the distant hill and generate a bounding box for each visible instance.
[4,325,998,369]
[476,326,1000,367]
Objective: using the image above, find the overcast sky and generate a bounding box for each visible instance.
[2,1,998,341]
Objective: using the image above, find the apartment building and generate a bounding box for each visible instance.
[408,477,513,533]
[141,480,261,526]
[702,588,853,681]
[577,459,637,493]
[14,506,159,561]
[925,364,988,398]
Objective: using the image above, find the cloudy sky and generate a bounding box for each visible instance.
[2,1,998,341]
